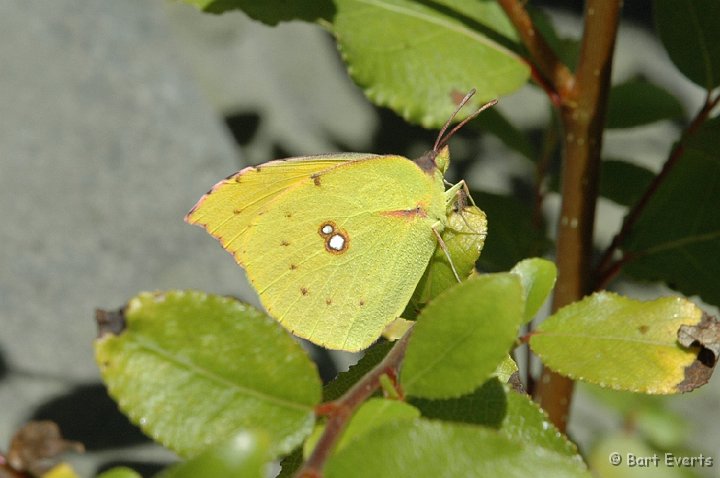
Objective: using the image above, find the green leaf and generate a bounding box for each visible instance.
[412,378,580,459]
[502,390,581,459]
[474,192,551,272]
[410,376,508,427]
[180,0,334,24]
[511,258,557,322]
[622,118,720,306]
[404,205,487,319]
[606,78,684,129]
[304,399,419,458]
[323,341,393,401]
[333,0,530,127]
[655,0,720,90]
[94,290,321,458]
[158,430,269,478]
[530,292,709,394]
[401,273,524,399]
[600,160,655,207]
[96,468,141,478]
[325,419,590,478]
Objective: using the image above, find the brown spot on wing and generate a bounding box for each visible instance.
[290,264,298,270]
[300,287,308,296]
[281,240,290,246]
[312,174,321,186]
[381,205,427,218]
[325,298,332,305]
[638,325,649,334]
[359,299,365,306]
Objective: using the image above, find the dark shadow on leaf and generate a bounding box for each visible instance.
[409,377,508,427]
[28,383,149,451]
[415,0,521,53]
[303,342,339,384]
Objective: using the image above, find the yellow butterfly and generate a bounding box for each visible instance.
[186,91,492,351]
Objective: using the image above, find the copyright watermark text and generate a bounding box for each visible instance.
[609,452,714,468]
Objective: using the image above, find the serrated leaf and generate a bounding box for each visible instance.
[403,205,487,320]
[411,378,580,459]
[530,292,711,394]
[158,430,269,478]
[96,468,141,478]
[94,290,321,458]
[622,118,720,306]
[511,258,557,322]
[606,78,684,129]
[655,0,720,90]
[325,419,590,478]
[600,160,655,207]
[323,341,393,401]
[333,0,530,127]
[304,399,419,458]
[180,0,334,24]
[502,390,581,459]
[401,274,524,399]
[474,192,551,272]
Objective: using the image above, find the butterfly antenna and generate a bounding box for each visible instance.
[433,89,476,152]
[435,97,498,152]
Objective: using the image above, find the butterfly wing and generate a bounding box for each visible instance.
[241,155,447,351]
[186,154,371,259]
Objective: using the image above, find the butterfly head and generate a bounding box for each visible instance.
[414,89,497,177]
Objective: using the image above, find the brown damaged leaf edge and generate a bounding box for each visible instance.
[7,421,84,476]
[676,312,719,393]
[95,308,127,338]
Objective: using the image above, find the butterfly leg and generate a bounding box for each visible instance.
[443,179,477,207]
[431,226,462,283]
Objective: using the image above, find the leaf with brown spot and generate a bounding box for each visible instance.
[530,292,716,394]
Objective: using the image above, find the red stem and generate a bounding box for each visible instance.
[295,330,413,478]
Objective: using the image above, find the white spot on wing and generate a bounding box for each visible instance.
[321,224,333,235]
[328,234,345,251]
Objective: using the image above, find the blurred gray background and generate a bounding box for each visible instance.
[1,1,717,476]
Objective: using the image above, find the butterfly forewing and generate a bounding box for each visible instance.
[185,154,372,261]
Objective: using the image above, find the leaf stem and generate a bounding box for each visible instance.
[530,0,622,432]
[594,91,720,289]
[295,330,413,478]
[497,0,574,101]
